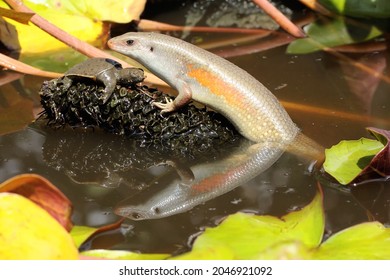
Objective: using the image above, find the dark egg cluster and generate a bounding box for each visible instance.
[39,77,239,152]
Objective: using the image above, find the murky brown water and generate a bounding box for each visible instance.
[1,0,390,255]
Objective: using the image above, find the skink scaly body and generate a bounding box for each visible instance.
[108,32,299,144]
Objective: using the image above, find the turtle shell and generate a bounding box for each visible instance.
[64,58,122,79]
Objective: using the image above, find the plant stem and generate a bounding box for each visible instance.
[252,0,306,38]
[137,19,273,35]
[0,53,61,78]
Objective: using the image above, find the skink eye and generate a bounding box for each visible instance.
[126,39,134,45]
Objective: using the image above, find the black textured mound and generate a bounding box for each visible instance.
[39,77,239,151]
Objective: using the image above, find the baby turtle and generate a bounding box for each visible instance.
[62,58,144,103]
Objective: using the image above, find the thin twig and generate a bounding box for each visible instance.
[0,53,61,78]
[282,100,390,126]
[252,0,306,38]
[137,19,274,35]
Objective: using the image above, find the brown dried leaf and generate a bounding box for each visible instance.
[0,174,73,231]
[366,127,390,177]
[354,127,390,183]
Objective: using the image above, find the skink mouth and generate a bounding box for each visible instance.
[114,207,148,220]
[107,38,125,51]
[107,39,117,49]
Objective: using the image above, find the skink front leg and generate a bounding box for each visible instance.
[153,81,192,114]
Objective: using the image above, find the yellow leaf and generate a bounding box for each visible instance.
[0,193,78,259]
[45,0,147,23]
[0,2,103,53]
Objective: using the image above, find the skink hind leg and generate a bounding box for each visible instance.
[153,97,175,114]
[152,81,193,114]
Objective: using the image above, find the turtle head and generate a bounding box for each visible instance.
[118,68,144,84]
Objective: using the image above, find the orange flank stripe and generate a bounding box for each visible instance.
[191,173,229,193]
[187,64,244,109]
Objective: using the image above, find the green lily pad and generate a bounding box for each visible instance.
[70,225,98,248]
[81,249,169,260]
[319,0,390,18]
[173,191,324,260]
[255,240,313,260]
[287,17,382,54]
[314,222,390,259]
[323,138,384,185]
[323,126,390,185]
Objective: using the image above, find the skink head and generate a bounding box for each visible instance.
[108,32,156,61]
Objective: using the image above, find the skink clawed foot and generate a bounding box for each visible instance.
[152,97,176,114]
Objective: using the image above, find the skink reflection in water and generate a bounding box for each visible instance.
[115,140,288,220]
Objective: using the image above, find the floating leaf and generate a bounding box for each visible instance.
[314,222,390,259]
[173,191,324,259]
[0,174,73,231]
[287,17,382,54]
[81,249,169,260]
[258,221,390,259]
[70,218,124,248]
[319,0,390,18]
[323,127,390,185]
[255,240,313,260]
[170,186,390,259]
[70,226,99,248]
[323,138,383,185]
[0,193,78,259]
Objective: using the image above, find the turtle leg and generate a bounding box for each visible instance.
[61,76,73,91]
[96,70,117,104]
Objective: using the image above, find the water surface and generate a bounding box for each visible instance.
[1,0,390,255]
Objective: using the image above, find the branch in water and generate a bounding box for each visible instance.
[252,0,306,38]
[0,52,61,78]
[137,19,273,35]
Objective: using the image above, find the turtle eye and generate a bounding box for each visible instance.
[126,39,134,46]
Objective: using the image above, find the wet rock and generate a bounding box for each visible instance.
[39,77,239,153]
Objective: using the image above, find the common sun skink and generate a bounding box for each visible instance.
[108,32,299,144]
